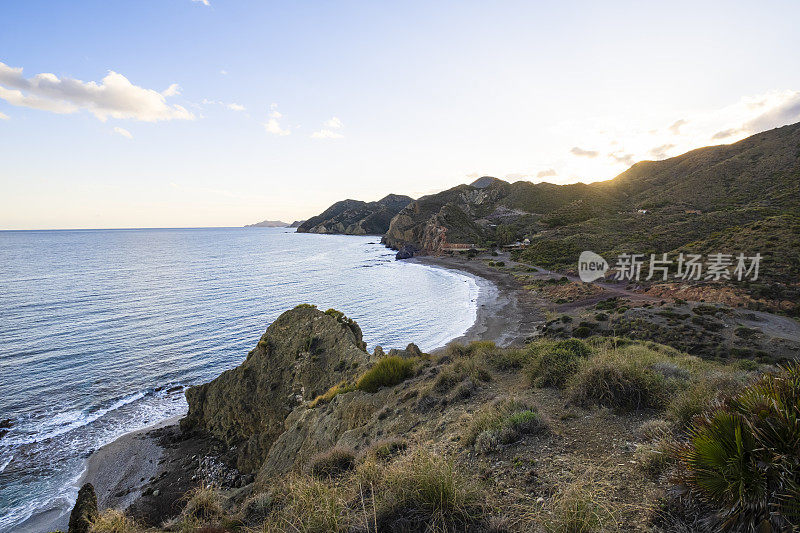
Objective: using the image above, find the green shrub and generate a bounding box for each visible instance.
[568,356,668,411]
[89,509,140,533]
[527,339,592,388]
[544,477,616,532]
[674,361,800,530]
[666,372,748,428]
[182,485,224,522]
[373,450,485,530]
[486,348,530,371]
[309,381,355,408]
[356,356,415,393]
[635,439,675,478]
[637,418,673,442]
[466,398,547,448]
[365,438,408,461]
[309,447,357,478]
[265,474,349,533]
[573,326,592,338]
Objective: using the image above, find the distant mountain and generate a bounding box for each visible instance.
[288,220,305,228]
[245,220,290,228]
[296,194,413,235]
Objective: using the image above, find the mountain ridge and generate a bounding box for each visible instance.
[296,193,413,235]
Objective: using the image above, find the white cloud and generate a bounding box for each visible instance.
[220,69,228,75]
[265,117,290,136]
[202,99,247,113]
[162,83,181,97]
[0,111,8,120]
[311,129,343,139]
[312,116,344,139]
[268,102,282,118]
[192,0,210,6]
[0,62,194,122]
[113,126,132,139]
[324,116,343,129]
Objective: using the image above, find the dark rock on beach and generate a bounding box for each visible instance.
[395,244,416,259]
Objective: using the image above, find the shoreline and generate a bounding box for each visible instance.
[55,252,540,528]
[414,252,544,348]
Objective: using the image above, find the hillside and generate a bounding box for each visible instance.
[70,306,800,532]
[383,123,800,310]
[297,194,413,235]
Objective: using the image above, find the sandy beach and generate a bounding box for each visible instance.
[416,252,544,348]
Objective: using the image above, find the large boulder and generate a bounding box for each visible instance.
[68,483,98,533]
[181,306,371,473]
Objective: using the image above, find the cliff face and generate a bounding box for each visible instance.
[181,306,371,473]
[383,180,522,253]
[296,194,412,235]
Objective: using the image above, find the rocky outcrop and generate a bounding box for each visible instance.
[383,182,507,254]
[181,306,371,473]
[297,194,413,235]
[288,220,305,228]
[68,483,98,533]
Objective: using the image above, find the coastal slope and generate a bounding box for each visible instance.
[296,194,412,235]
[382,123,800,310]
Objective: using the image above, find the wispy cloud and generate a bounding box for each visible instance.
[0,111,8,120]
[668,119,687,135]
[608,151,634,165]
[113,126,132,139]
[264,104,290,135]
[0,62,194,122]
[522,89,800,183]
[537,168,557,178]
[312,117,344,139]
[192,0,210,6]
[311,129,343,139]
[570,146,598,158]
[648,143,675,159]
[324,116,343,129]
[202,99,246,112]
[712,128,738,140]
[265,119,289,136]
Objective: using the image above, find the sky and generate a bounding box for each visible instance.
[1,0,800,230]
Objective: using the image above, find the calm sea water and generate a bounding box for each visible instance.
[0,227,479,531]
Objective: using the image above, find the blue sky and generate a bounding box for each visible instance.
[1,0,799,229]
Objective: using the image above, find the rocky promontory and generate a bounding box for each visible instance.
[181,305,371,473]
[296,194,412,235]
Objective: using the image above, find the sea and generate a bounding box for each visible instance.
[0,227,480,531]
